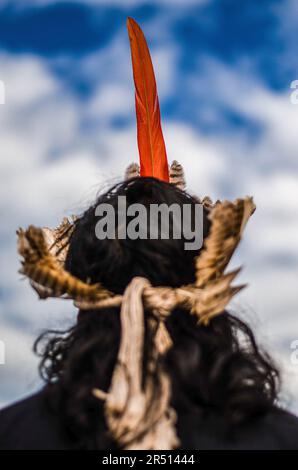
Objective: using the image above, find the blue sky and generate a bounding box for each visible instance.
[0,0,297,412]
[1,1,297,122]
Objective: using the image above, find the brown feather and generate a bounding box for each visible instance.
[18,225,112,302]
[191,197,256,324]
[169,160,185,190]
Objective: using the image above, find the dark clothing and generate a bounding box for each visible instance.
[0,391,298,450]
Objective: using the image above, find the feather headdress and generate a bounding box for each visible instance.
[17,18,256,450]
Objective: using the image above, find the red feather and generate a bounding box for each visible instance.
[127,17,169,182]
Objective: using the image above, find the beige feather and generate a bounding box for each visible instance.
[17,226,111,301]
[169,160,186,190]
[125,163,140,180]
[193,197,256,323]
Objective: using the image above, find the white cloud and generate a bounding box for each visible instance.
[0,324,39,406]
[87,83,132,120]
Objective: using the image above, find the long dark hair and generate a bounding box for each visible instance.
[35,177,279,449]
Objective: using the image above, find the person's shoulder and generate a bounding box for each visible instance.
[0,390,73,450]
[0,392,43,431]
[231,407,298,450]
[178,406,298,450]
[0,391,42,414]
[260,406,298,449]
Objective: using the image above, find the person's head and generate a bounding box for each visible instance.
[65,177,209,292]
[35,177,279,449]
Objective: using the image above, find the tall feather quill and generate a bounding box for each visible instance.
[127,17,169,182]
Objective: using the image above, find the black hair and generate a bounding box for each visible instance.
[35,177,279,449]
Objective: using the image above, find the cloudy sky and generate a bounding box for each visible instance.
[0,0,297,414]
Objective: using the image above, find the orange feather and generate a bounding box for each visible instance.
[127,17,169,182]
